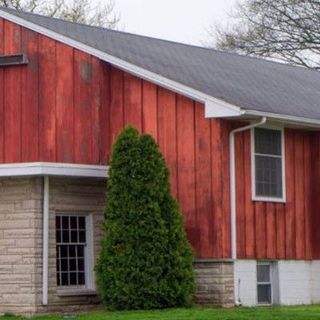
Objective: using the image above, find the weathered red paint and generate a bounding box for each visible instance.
[0,18,319,260]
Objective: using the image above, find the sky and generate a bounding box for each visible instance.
[113,0,238,45]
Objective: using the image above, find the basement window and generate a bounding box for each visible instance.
[252,127,285,202]
[257,262,279,305]
[257,263,272,304]
[0,53,28,67]
[56,214,94,291]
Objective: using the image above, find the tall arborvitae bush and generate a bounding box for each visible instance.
[96,126,195,310]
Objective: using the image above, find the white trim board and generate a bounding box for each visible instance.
[0,162,108,178]
[0,9,242,119]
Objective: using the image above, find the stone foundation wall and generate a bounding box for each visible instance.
[0,177,43,316]
[194,260,234,307]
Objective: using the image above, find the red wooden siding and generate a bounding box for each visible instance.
[0,18,318,260]
[235,129,314,260]
[0,19,232,258]
[311,132,320,259]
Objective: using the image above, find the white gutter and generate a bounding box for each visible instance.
[229,117,266,305]
[244,110,320,128]
[42,176,49,305]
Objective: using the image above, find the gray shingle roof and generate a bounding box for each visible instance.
[1,7,320,121]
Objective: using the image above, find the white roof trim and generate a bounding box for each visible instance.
[0,9,243,119]
[244,110,320,127]
[0,162,108,178]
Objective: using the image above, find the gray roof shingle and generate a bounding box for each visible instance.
[1,7,320,121]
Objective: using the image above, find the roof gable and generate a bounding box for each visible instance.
[1,7,320,125]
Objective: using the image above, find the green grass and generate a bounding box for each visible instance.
[2,306,320,320]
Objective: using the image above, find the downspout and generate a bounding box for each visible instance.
[42,176,49,305]
[229,117,266,305]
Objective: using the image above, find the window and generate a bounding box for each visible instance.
[257,263,272,305]
[56,214,94,289]
[252,127,285,201]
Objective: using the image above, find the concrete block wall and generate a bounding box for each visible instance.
[278,261,312,305]
[311,261,320,304]
[234,260,257,306]
[234,260,320,306]
[0,177,43,316]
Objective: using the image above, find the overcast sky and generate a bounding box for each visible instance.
[114,0,238,45]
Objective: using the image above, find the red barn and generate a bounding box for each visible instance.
[0,6,320,316]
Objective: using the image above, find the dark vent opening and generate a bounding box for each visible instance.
[0,54,28,67]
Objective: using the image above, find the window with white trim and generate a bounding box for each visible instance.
[253,128,285,201]
[56,214,93,288]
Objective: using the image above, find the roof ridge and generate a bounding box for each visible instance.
[1,5,319,76]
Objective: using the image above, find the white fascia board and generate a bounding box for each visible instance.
[0,162,108,178]
[0,10,243,119]
[244,110,320,127]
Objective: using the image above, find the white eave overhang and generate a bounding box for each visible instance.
[0,162,108,178]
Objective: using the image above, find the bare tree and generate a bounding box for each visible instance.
[210,0,320,69]
[0,0,120,29]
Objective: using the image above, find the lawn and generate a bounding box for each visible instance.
[2,306,320,320]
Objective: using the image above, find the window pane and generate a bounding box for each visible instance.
[70,272,77,285]
[77,246,84,258]
[70,259,77,271]
[60,258,68,272]
[78,272,85,285]
[62,230,70,243]
[257,264,270,282]
[78,259,85,271]
[79,217,85,229]
[62,216,69,230]
[79,231,86,243]
[255,155,282,197]
[61,273,69,286]
[60,245,68,258]
[258,284,272,304]
[255,128,281,155]
[70,216,77,229]
[71,230,78,243]
[69,245,76,258]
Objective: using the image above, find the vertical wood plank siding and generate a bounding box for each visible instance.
[235,129,315,260]
[0,19,318,259]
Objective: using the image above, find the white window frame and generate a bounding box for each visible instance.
[55,212,95,293]
[251,126,286,203]
[256,262,273,305]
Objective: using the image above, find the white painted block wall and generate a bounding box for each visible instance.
[234,260,320,306]
[278,261,312,305]
[234,260,257,306]
[311,261,320,304]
